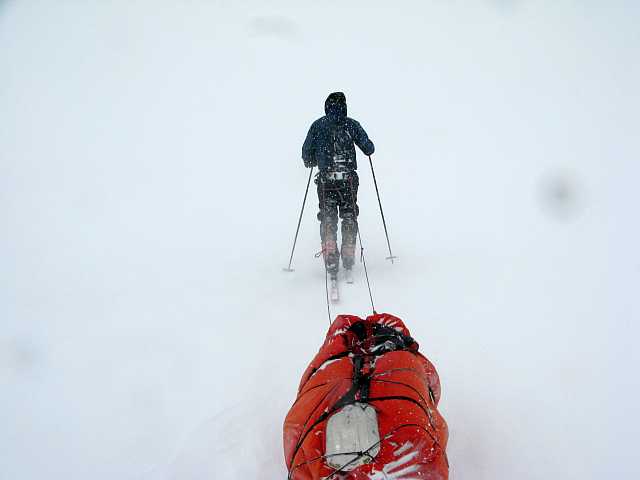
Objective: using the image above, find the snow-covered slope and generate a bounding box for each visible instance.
[1,1,638,479]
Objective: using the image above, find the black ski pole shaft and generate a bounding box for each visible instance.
[284,167,314,272]
[368,156,397,263]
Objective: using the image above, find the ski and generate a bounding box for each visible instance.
[330,277,340,303]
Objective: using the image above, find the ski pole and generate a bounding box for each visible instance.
[368,155,397,263]
[283,167,314,272]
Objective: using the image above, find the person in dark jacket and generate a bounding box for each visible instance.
[302,92,375,280]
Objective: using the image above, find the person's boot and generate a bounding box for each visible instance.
[321,217,340,279]
[344,265,354,284]
[322,239,340,279]
[341,243,355,283]
[341,217,357,280]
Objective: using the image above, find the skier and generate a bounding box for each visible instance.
[302,92,375,285]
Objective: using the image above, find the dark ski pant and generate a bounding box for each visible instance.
[316,173,359,275]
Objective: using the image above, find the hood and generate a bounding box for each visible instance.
[324,92,347,124]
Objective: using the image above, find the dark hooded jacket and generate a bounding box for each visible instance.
[302,92,375,172]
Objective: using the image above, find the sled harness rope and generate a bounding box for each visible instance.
[317,173,376,323]
[319,180,333,324]
[349,174,375,313]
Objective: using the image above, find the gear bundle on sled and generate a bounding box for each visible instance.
[283,313,449,480]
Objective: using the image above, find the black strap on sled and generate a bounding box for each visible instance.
[287,323,433,479]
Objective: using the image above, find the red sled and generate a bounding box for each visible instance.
[283,313,449,480]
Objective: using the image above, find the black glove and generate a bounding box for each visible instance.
[304,159,316,168]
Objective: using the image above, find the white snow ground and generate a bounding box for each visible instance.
[1,1,639,479]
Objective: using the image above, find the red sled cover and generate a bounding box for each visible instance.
[283,313,449,480]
